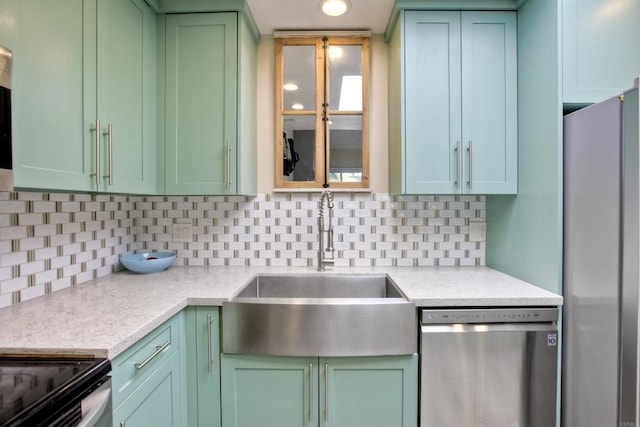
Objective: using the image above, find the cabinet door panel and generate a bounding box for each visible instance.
[186,307,221,427]
[113,350,182,427]
[563,0,640,104]
[98,0,156,193]
[165,13,237,195]
[461,11,517,194]
[321,355,418,427]
[221,355,317,427]
[13,0,95,191]
[404,11,461,194]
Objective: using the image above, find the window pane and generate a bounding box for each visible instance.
[283,46,315,112]
[328,45,362,112]
[329,115,362,183]
[283,115,316,182]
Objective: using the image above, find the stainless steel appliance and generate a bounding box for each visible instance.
[0,357,112,426]
[563,82,640,427]
[420,308,558,427]
[0,45,12,191]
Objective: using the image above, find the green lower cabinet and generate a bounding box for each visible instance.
[113,349,183,427]
[220,354,418,427]
[185,307,222,427]
[322,356,418,427]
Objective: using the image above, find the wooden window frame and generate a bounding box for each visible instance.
[274,36,370,189]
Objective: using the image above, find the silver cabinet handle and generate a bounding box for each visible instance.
[454,140,460,187]
[120,422,125,427]
[467,140,473,188]
[226,142,232,189]
[90,120,101,187]
[207,314,214,372]
[134,340,171,370]
[103,124,113,186]
[308,363,313,422]
[324,362,329,421]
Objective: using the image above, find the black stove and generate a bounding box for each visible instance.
[0,357,111,427]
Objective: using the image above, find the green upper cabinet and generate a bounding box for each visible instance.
[12,0,156,194]
[389,10,517,195]
[162,12,257,195]
[96,0,157,194]
[563,0,640,105]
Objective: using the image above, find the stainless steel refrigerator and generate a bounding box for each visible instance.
[563,83,639,427]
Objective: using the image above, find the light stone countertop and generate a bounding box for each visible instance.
[0,266,562,359]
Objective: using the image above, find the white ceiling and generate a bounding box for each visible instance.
[246,0,396,34]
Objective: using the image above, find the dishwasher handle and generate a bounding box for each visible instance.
[421,308,559,325]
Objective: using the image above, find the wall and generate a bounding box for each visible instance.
[0,191,486,308]
[486,0,563,294]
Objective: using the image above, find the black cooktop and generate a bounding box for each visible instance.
[0,357,111,426]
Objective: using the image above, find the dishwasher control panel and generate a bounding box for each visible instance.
[420,307,559,324]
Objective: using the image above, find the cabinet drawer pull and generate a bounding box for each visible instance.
[103,124,113,186]
[134,340,171,371]
[207,314,214,372]
[90,120,101,187]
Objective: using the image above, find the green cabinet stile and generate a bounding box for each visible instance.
[389,10,517,195]
[220,354,418,427]
[163,12,257,195]
[13,0,156,194]
[185,307,222,427]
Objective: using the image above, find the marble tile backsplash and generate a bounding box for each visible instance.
[0,191,485,308]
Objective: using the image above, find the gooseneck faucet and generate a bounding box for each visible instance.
[317,189,335,271]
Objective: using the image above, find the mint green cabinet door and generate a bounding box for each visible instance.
[13,0,156,194]
[164,13,238,195]
[113,349,183,427]
[461,12,517,194]
[97,0,156,194]
[404,11,461,194]
[221,355,318,427]
[13,0,96,191]
[563,0,640,104]
[320,355,418,427]
[185,307,221,427]
[396,10,517,195]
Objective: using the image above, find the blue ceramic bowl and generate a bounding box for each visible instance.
[121,252,176,274]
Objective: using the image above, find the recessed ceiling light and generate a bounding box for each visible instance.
[291,103,304,110]
[283,83,298,91]
[320,0,349,17]
[328,46,343,60]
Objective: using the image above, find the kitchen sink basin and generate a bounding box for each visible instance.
[222,274,417,357]
[233,274,406,299]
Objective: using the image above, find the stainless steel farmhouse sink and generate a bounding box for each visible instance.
[222,274,417,357]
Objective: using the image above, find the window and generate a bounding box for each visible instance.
[275,35,370,189]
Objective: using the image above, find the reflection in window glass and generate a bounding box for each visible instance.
[283,46,315,112]
[282,115,316,182]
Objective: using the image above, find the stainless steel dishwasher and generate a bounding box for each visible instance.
[420,308,558,427]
